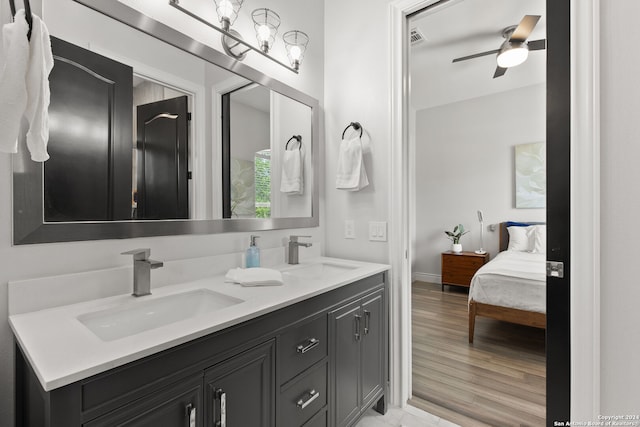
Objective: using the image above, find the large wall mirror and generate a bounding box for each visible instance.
[13,0,319,244]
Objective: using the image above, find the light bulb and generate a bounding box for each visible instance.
[257,24,271,42]
[289,45,302,61]
[497,44,529,68]
[218,0,234,19]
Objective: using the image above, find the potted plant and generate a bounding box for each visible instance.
[445,224,469,253]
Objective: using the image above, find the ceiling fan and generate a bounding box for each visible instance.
[452,15,546,78]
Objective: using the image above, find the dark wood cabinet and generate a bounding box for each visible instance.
[204,340,275,427]
[15,273,387,427]
[441,251,490,291]
[330,289,386,427]
[85,375,202,427]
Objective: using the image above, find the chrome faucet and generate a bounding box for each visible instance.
[121,248,164,297]
[288,235,312,265]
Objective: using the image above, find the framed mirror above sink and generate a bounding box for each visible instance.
[12,0,319,244]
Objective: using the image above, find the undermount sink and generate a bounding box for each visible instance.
[78,289,244,342]
[283,262,358,280]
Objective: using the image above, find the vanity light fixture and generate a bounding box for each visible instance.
[168,0,308,73]
[283,30,309,71]
[496,40,529,68]
[213,0,243,31]
[252,8,280,54]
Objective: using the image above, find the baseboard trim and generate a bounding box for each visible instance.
[412,272,441,284]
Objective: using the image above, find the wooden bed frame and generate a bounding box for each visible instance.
[468,222,546,343]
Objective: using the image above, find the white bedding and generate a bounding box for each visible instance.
[469,250,546,313]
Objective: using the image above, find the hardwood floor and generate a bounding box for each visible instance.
[411,281,546,427]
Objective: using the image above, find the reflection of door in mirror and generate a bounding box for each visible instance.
[135,96,189,220]
[45,37,133,222]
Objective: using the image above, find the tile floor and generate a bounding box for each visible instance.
[355,406,461,427]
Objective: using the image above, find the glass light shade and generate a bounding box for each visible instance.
[496,42,529,68]
[213,0,243,30]
[283,30,309,71]
[252,8,280,53]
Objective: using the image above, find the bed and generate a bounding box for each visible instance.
[468,222,546,343]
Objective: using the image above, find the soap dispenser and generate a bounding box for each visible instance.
[246,235,261,268]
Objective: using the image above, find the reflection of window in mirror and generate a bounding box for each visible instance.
[222,84,271,219]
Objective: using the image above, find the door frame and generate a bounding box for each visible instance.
[388,0,601,422]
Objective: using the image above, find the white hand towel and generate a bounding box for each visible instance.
[225,267,284,286]
[336,137,369,191]
[0,10,30,155]
[280,147,304,194]
[23,12,53,162]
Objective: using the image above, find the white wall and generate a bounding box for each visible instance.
[324,0,391,263]
[600,0,640,414]
[413,84,546,279]
[0,0,324,424]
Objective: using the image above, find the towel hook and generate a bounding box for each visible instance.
[285,135,302,150]
[341,122,363,140]
[8,0,33,41]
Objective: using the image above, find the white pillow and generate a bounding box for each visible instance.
[531,225,546,253]
[507,226,533,251]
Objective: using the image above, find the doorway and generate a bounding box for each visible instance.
[389,0,574,425]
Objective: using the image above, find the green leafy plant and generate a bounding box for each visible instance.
[444,224,469,244]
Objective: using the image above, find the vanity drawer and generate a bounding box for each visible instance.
[279,314,327,383]
[279,362,327,427]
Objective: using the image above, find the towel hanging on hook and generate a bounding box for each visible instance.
[341,122,363,140]
[285,135,302,150]
[8,0,33,40]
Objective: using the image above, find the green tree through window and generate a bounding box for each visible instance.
[255,149,271,218]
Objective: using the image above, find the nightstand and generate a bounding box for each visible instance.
[441,251,490,291]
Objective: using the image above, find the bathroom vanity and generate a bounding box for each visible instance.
[11,258,388,427]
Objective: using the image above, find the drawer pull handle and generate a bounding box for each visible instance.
[185,404,196,427]
[297,338,320,354]
[214,388,226,427]
[364,310,371,335]
[296,389,320,409]
[355,314,362,341]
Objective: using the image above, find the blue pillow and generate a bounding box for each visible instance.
[505,221,532,227]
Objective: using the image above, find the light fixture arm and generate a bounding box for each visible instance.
[168,0,299,73]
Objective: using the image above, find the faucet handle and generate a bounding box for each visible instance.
[121,248,151,261]
[290,235,312,242]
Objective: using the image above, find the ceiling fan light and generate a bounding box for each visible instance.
[496,41,529,68]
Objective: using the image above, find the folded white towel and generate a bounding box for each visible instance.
[336,136,369,191]
[23,12,53,162]
[0,10,30,155]
[280,147,304,195]
[225,267,284,286]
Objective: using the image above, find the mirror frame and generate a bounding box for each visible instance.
[13,0,319,244]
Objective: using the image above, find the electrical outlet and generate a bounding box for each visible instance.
[368,221,387,242]
[344,220,355,239]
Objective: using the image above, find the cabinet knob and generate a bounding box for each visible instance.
[214,389,226,427]
[354,314,362,341]
[185,403,196,427]
[364,310,371,335]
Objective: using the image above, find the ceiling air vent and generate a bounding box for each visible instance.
[410,27,426,45]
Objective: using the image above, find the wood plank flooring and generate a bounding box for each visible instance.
[411,281,546,427]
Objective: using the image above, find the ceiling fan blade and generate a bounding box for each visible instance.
[493,66,507,78]
[452,49,500,63]
[528,39,546,51]
[510,15,541,42]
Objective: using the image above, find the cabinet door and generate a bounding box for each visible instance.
[360,290,384,408]
[204,340,275,427]
[329,300,361,427]
[84,375,202,427]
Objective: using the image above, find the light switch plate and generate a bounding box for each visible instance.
[344,220,355,239]
[368,221,387,242]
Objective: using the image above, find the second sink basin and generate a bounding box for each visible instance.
[283,261,358,280]
[78,289,244,342]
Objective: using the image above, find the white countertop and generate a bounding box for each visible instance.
[9,257,389,392]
